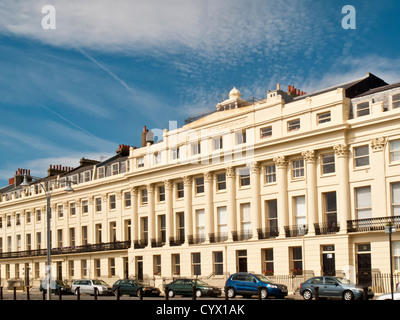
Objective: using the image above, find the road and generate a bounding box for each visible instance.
[0,289,303,301]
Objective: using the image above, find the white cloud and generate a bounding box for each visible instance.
[0,0,323,61]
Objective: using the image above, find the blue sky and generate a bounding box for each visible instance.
[0,0,399,186]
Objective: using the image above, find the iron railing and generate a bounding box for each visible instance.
[209,232,228,243]
[284,225,308,237]
[347,216,400,232]
[257,227,279,239]
[0,241,131,259]
[314,222,340,235]
[232,230,252,241]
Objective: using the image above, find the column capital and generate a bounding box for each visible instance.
[130,186,138,196]
[226,166,236,178]
[273,155,286,168]
[370,136,387,152]
[164,179,172,190]
[204,171,213,182]
[183,176,192,186]
[249,161,260,173]
[333,144,349,157]
[147,184,155,193]
[301,150,316,163]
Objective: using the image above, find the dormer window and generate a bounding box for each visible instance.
[392,93,400,109]
[356,101,370,117]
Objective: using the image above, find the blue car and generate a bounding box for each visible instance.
[225,273,288,299]
[300,276,374,300]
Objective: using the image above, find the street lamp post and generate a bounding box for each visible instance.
[385,222,396,300]
[21,175,75,300]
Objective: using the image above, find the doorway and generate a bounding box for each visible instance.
[357,244,372,286]
[237,250,247,273]
[136,256,143,281]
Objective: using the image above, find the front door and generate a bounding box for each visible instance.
[323,253,335,276]
[136,256,143,281]
[357,253,372,286]
[237,250,247,273]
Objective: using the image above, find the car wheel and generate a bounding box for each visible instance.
[343,290,354,301]
[168,290,175,298]
[226,287,236,298]
[260,288,269,299]
[302,290,313,300]
[195,289,202,298]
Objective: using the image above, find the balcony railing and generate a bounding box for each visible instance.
[169,236,185,246]
[188,234,206,245]
[209,232,228,243]
[284,225,308,237]
[150,238,165,248]
[232,230,252,241]
[133,239,148,249]
[314,222,340,235]
[0,241,131,259]
[347,216,400,233]
[257,227,279,239]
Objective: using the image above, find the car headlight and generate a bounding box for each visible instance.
[268,284,278,289]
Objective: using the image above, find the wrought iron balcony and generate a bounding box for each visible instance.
[232,230,252,241]
[284,224,308,237]
[133,239,148,249]
[257,227,279,239]
[314,222,340,235]
[150,238,165,248]
[209,232,228,243]
[0,241,131,259]
[169,236,185,246]
[347,216,400,233]
[188,234,206,245]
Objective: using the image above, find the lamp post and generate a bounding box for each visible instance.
[21,175,75,300]
[385,222,396,300]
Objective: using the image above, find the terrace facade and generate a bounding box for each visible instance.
[0,73,399,291]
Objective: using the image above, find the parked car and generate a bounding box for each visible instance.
[225,273,288,299]
[39,279,72,294]
[300,276,374,300]
[112,279,161,297]
[376,287,400,300]
[165,278,221,298]
[71,279,113,296]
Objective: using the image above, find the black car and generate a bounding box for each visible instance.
[112,279,161,297]
[165,279,221,298]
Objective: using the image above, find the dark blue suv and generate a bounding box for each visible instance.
[225,273,288,299]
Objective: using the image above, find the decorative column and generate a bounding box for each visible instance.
[147,184,155,246]
[204,172,214,243]
[273,156,288,237]
[370,137,387,217]
[183,176,193,244]
[226,167,237,241]
[164,180,173,246]
[130,187,138,246]
[302,150,318,235]
[116,190,123,242]
[250,162,261,239]
[333,144,350,233]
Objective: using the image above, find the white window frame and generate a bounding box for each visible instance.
[288,119,300,132]
[354,145,369,167]
[356,101,370,117]
[292,159,304,179]
[390,139,400,163]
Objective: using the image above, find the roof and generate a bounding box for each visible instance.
[352,81,400,98]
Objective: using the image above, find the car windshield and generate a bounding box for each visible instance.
[93,280,108,286]
[335,277,352,285]
[254,274,271,283]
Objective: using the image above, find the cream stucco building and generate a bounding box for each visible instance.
[1,73,400,292]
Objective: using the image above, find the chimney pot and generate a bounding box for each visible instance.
[277,83,280,91]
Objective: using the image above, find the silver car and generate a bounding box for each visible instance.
[71,279,113,296]
[300,276,374,300]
